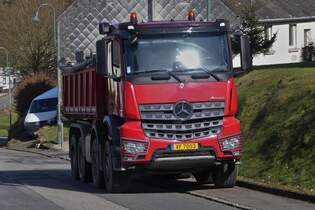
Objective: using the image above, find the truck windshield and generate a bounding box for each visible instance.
[30,98,57,113]
[125,32,230,75]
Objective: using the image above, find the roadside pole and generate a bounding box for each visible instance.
[0,47,11,139]
[33,3,64,148]
[8,68,12,134]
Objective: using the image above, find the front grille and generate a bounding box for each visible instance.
[140,101,225,140]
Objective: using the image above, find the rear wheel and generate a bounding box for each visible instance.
[70,134,79,180]
[91,139,104,188]
[212,162,238,188]
[103,140,129,193]
[78,137,92,183]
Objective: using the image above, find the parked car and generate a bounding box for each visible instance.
[24,87,58,133]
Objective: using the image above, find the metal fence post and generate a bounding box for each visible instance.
[148,0,153,21]
[207,0,212,21]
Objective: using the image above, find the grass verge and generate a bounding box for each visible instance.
[237,66,315,195]
[37,125,69,145]
[0,109,17,136]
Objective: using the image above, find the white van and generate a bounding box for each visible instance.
[24,87,58,133]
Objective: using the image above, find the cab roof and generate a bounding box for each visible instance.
[110,19,230,36]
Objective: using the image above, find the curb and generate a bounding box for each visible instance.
[236,180,315,204]
[186,191,258,210]
[6,146,70,161]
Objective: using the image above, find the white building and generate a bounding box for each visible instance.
[254,17,315,65]
[0,67,17,93]
[223,0,315,66]
[0,68,9,92]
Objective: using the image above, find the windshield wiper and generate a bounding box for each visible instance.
[130,69,184,83]
[196,68,221,81]
[175,68,221,81]
[166,70,184,83]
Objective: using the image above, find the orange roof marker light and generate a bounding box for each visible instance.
[130,12,138,24]
[188,10,196,21]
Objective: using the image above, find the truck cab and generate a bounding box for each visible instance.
[62,11,251,193]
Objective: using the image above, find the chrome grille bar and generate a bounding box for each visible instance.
[140,101,225,140]
[143,120,223,131]
[141,109,224,120]
[145,128,221,140]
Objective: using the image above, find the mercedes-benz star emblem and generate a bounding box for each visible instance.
[174,101,193,121]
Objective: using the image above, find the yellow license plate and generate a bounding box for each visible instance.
[171,143,199,151]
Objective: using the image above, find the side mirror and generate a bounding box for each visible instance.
[96,39,108,75]
[240,35,252,71]
[99,22,110,35]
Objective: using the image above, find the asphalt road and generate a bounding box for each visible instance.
[0,148,314,210]
[0,148,235,210]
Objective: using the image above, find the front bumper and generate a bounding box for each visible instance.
[147,147,216,171]
[24,123,41,132]
[24,119,57,132]
[119,116,241,170]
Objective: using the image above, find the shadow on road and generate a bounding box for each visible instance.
[0,169,216,194]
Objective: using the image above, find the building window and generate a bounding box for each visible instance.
[289,24,297,47]
[304,29,312,46]
[265,25,272,40]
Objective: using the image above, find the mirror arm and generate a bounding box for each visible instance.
[112,75,121,82]
[104,74,121,82]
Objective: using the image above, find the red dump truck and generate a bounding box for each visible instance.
[61,11,252,193]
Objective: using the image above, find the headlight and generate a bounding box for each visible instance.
[221,137,240,150]
[122,141,147,154]
[219,135,242,152]
[121,139,149,161]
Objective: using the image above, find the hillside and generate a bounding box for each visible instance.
[237,67,315,193]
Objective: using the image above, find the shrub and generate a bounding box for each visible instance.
[14,73,55,118]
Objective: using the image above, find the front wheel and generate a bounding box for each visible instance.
[103,140,129,193]
[212,162,238,188]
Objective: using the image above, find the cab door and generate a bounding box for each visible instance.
[106,38,123,115]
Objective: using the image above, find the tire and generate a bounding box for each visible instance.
[212,162,238,188]
[78,136,92,183]
[91,139,104,188]
[70,134,79,180]
[193,170,212,184]
[103,140,129,193]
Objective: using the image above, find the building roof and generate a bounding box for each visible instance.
[221,0,315,20]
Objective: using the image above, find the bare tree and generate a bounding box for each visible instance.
[0,0,72,77]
